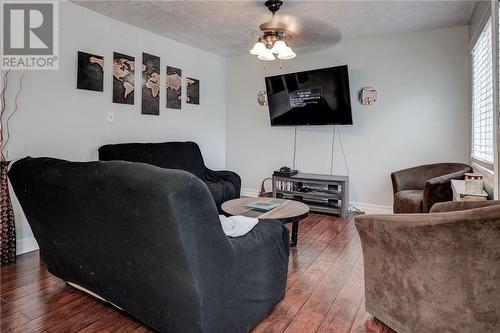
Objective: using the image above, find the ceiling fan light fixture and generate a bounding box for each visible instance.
[251,0,297,61]
[271,39,287,54]
[257,48,276,61]
[278,46,296,60]
[250,41,266,55]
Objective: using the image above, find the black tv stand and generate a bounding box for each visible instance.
[272,172,349,218]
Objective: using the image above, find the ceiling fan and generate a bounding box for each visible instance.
[250,0,296,61]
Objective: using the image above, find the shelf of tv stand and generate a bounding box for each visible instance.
[275,189,342,200]
[272,172,349,218]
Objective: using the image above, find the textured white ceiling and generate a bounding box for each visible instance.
[71,1,476,56]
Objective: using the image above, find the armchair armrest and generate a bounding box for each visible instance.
[206,169,241,196]
[391,167,426,193]
[423,169,470,212]
[430,200,500,213]
[354,208,500,332]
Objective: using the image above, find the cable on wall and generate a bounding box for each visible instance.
[337,126,350,177]
[329,125,350,176]
[330,125,359,213]
[329,125,336,175]
[292,126,298,169]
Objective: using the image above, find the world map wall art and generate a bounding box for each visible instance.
[141,52,160,115]
[112,52,135,105]
[166,66,182,109]
[77,51,104,92]
[186,77,199,105]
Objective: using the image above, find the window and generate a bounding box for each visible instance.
[471,18,494,164]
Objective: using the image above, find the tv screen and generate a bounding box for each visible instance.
[265,65,353,126]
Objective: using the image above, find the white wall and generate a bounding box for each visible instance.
[225,26,470,212]
[4,1,226,254]
[4,6,471,254]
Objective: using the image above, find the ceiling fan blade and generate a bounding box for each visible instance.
[251,1,342,52]
[259,16,289,34]
[268,14,342,49]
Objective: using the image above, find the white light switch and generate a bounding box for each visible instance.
[107,112,114,123]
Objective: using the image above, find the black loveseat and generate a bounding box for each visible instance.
[9,157,290,333]
[98,141,240,212]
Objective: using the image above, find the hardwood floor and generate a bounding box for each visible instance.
[0,213,393,333]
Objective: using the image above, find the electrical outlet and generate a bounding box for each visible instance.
[106,112,114,123]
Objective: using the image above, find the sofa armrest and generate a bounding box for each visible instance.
[430,200,500,213]
[207,169,241,196]
[227,221,290,308]
[229,221,289,263]
[423,170,469,212]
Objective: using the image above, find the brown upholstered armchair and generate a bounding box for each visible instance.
[391,163,472,213]
[355,200,500,333]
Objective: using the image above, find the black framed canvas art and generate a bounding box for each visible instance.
[77,51,104,91]
[141,52,160,115]
[166,66,182,109]
[113,52,135,104]
[186,77,199,105]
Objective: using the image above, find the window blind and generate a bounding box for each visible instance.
[471,18,494,164]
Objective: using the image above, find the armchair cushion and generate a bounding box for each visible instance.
[393,190,423,213]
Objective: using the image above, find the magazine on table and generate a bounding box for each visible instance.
[245,199,283,212]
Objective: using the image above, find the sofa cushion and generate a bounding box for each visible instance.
[99,141,241,213]
[99,141,207,180]
[394,190,423,213]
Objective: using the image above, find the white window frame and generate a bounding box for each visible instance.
[494,0,500,199]
[471,17,495,168]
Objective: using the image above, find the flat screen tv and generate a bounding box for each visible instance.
[265,65,352,126]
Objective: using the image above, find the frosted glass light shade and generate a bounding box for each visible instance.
[278,47,296,60]
[258,48,276,61]
[250,42,266,55]
[271,40,287,54]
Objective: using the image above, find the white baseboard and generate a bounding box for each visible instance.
[17,236,39,255]
[349,202,392,214]
[240,188,392,215]
[241,188,260,198]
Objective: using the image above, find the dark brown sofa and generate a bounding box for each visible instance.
[355,200,500,333]
[391,163,472,213]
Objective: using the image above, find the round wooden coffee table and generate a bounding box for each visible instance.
[221,197,309,247]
